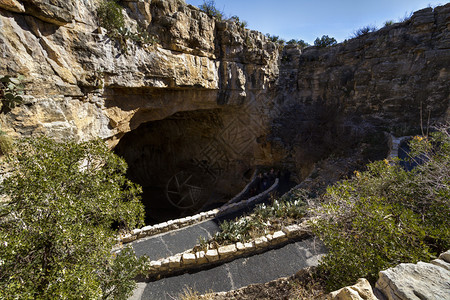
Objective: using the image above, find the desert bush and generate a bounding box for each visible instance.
[352,25,377,38]
[266,34,280,43]
[97,0,157,52]
[310,125,450,291]
[287,39,309,48]
[384,20,394,26]
[0,75,24,113]
[0,137,147,299]
[314,35,337,48]
[229,15,248,29]
[198,0,224,20]
[286,39,297,45]
[97,0,125,35]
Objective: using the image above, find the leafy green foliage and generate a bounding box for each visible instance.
[266,34,286,46]
[286,39,310,49]
[229,15,248,30]
[97,0,125,35]
[0,75,24,113]
[0,137,146,299]
[310,126,450,291]
[98,247,149,300]
[198,0,224,20]
[384,20,394,27]
[266,34,280,43]
[97,0,158,53]
[314,35,337,48]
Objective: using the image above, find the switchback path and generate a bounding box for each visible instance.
[129,174,317,299]
[130,237,325,300]
[133,220,220,261]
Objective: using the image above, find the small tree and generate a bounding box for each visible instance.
[97,0,125,36]
[0,137,146,299]
[286,39,309,49]
[314,35,337,48]
[198,0,224,20]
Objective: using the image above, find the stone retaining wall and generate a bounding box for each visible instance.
[141,220,310,280]
[120,178,279,244]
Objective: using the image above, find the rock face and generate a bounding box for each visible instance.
[0,0,281,221]
[273,5,450,171]
[375,250,450,300]
[327,278,377,300]
[0,0,279,145]
[1,1,449,219]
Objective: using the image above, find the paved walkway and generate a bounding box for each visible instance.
[133,220,221,261]
[129,175,318,299]
[130,237,325,300]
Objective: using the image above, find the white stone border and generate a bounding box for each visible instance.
[141,220,310,279]
[120,178,279,244]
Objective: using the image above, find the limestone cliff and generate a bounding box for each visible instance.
[0,0,279,147]
[271,5,450,177]
[0,0,449,221]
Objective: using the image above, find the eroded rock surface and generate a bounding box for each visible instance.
[375,250,450,300]
[0,0,279,145]
[1,1,449,217]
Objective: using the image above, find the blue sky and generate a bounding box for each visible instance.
[185,0,448,44]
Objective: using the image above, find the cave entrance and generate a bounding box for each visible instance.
[114,109,252,224]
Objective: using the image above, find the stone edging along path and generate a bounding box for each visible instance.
[120,178,279,244]
[141,220,312,280]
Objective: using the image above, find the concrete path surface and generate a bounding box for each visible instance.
[132,220,221,261]
[130,237,325,300]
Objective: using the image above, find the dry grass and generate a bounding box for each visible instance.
[289,267,327,299]
[177,286,215,300]
[176,267,327,300]
[0,134,13,156]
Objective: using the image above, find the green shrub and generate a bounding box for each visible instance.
[198,0,224,20]
[97,0,125,35]
[352,25,377,38]
[287,39,309,49]
[310,126,450,291]
[0,137,146,299]
[314,35,337,48]
[265,34,286,47]
[0,75,24,113]
[97,0,157,53]
[266,34,280,43]
[229,15,248,30]
[384,20,394,27]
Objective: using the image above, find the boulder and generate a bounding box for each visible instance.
[376,260,450,300]
[328,278,377,300]
[0,0,25,12]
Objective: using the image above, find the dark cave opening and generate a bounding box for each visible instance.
[114,109,250,225]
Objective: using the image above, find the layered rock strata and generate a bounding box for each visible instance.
[1,1,449,216]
